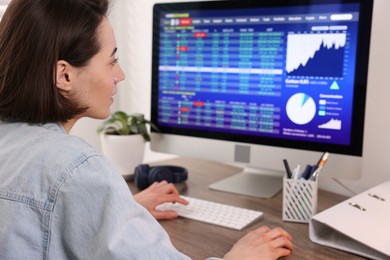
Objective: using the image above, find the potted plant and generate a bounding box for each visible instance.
[97,111,159,180]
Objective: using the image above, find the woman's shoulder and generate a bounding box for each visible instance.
[1,121,108,178]
[0,121,121,209]
[41,123,99,155]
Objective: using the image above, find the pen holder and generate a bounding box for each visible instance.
[282,177,318,223]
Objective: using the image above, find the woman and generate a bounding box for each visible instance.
[0,0,293,259]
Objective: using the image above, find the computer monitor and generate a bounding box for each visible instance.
[150,0,373,198]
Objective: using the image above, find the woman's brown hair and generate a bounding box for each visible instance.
[0,0,109,123]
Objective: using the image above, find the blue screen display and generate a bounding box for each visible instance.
[152,0,371,154]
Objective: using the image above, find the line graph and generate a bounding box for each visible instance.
[286,33,346,77]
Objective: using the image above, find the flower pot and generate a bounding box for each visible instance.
[100,133,145,181]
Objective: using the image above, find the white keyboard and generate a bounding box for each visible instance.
[157,195,263,230]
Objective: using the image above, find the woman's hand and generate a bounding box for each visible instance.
[133,181,189,220]
[224,226,293,260]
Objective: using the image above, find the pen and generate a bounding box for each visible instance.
[316,152,329,167]
[300,164,313,180]
[283,159,292,179]
[292,164,301,179]
[311,152,329,181]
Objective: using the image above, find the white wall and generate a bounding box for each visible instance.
[73,0,192,159]
[72,0,390,196]
[72,0,178,159]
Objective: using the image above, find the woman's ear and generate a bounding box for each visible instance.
[55,60,73,93]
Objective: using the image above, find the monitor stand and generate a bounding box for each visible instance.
[209,167,283,198]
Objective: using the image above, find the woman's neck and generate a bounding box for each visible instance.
[61,118,78,134]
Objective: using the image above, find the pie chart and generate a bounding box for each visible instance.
[286,93,316,125]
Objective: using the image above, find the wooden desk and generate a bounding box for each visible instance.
[128,157,365,260]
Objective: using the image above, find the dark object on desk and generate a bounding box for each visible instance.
[134,164,188,190]
[283,159,292,178]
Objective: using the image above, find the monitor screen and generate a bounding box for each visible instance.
[150,0,373,198]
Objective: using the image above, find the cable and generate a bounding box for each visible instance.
[331,178,357,196]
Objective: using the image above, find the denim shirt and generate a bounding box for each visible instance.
[0,121,191,259]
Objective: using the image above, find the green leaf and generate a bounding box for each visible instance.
[97,111,159,142]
